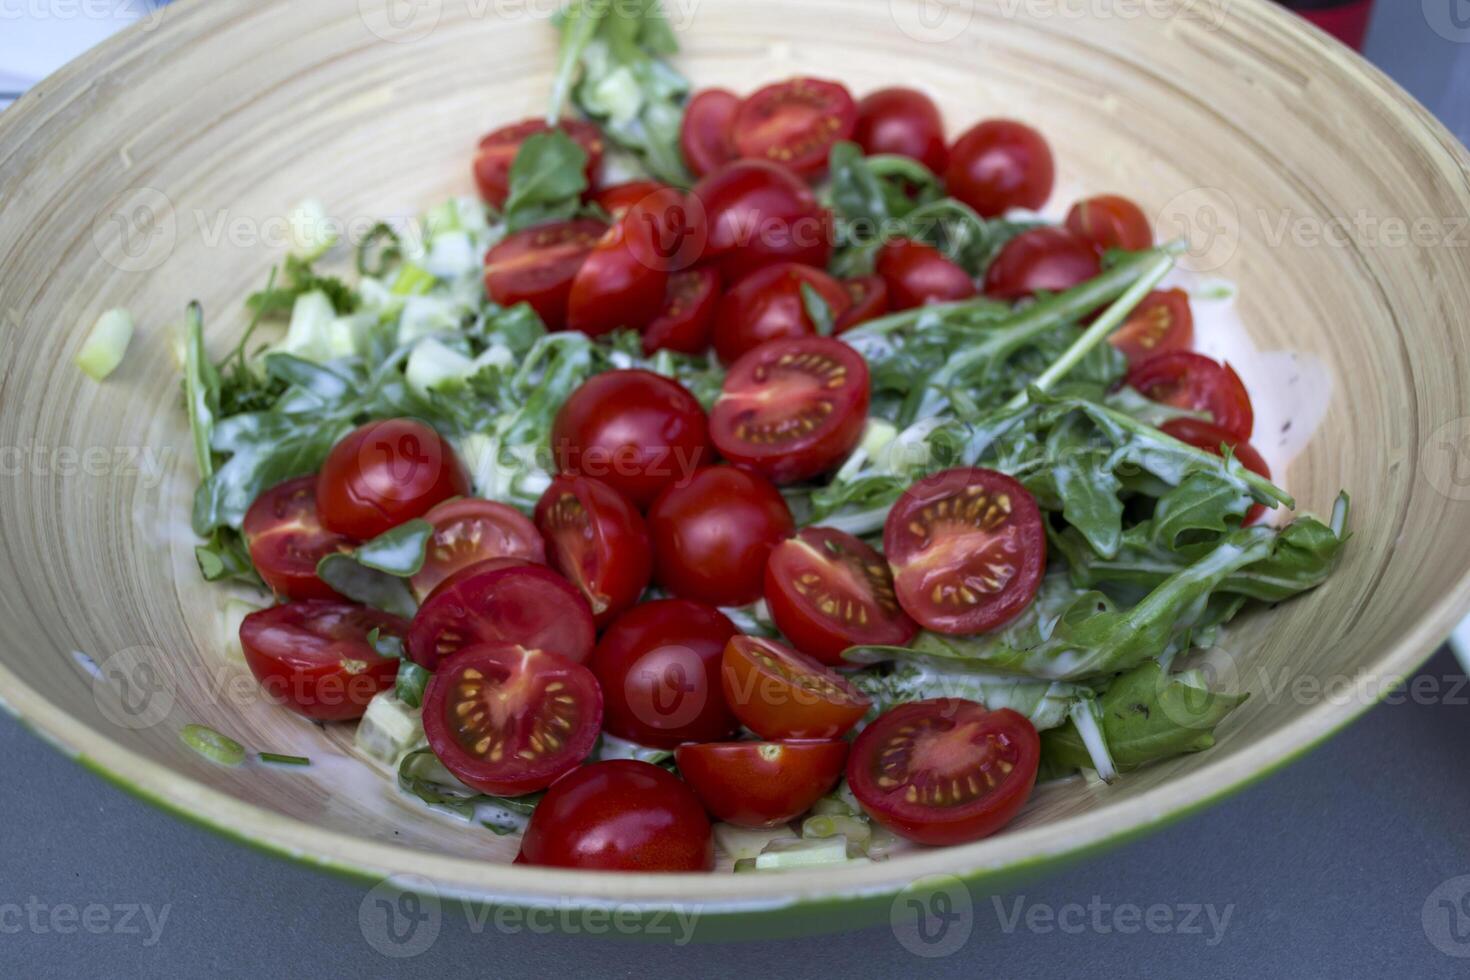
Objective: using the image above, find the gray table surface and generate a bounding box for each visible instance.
[3,3,1470,977]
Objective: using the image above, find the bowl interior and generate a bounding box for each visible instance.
[2,0,1469,911]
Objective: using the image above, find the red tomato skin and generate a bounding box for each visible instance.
[692,160,834,284]
[517,760,714,871]
[680,88,741,178]
[316,419,470,541]
[589,598,740,748]
[409,498,547,602]
[483,218,608,331]
[647,466,796,608]
[720,635,872,740]
[243,476,354,601]
[551,369,713,510]
[731,77,857,178]
[854,87,949,174]
[473,118,605,208]
[535,475,653,629]
[1109,289,1194,366]
[565,203,671,337]
[835,275,890,333]
[876,237,978,310]
[1127,350,1255,441]
[1161,418,1273,524]
[642,267,721,356]
[674,740,849,828]
[239,600,406,722]
[1065,194,1154,253]
[592,180,668,220]
[848,700,1040,846]
[982,227,1102,301]
[711,262,850,365]
[945,119,1055,218]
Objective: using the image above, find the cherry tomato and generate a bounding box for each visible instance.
[848,699,1039,845]
[422,643,602,796]
[551,369,713,509]
[648,466,795,607]
[764,527,917,664]
[1065,194,1153,253]
[243,476,354,600]
[680,88,741,178]
[406,559,595,670]
[674,740,848,828]
[876,237,977,310]
[642,267,721,355]
[711,262,850,365]
[1109,289,1194,366]
[592,180,668,220]
[516,760,714,871]
[589,599,739,748]
[472,118,604,208]
[692,160,833,284]
[409,498,546,602]
[535,475,652,629]
[483,218,607,331]
[710,336,870,485]
[884,468,1046,635]
[316,419,470,540]
[239,600,405,721]
[853,87,948,175]
[566,197,671,337]
[982,227,1101,301]
[1128,351,1254,441]
[721,635,872,740]
[732,77,857,178]
[1161,418,1273,524]
[946,119,1054,218]
[834,275,889,333]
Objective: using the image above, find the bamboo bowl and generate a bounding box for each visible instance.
[2,0,1469,932]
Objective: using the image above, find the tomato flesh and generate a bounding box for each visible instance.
[473,118,604,208]
[243,476,354,600]
[732,77,857,177]
[675,740,848,828]
[711,262,850,365]
[693,160,833,284]
[884,468,1046,635]
[835,275,889,333]
[854,87,949,175]
[642,267,721,355]
[316,419,470,541]
[680,88,741,178]
[535,475,652,629]
[848,699,1040,845]
[876,237,977,311]
[239,600,406,721]
[982,227,1101,301]
[1065,194,1153,253]
[1161,418,1273,524]
[1110,289,1194,366]
[1128,350,1254,441]
[409,497,547,602]
[483,218,607,331]
[721,635,871,740]
[422,643,602,796]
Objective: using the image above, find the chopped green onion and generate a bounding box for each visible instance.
[181,725,245,766]
[76,309,134,380]
[257,752,311,767]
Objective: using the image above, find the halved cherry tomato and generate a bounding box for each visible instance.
[589,599,739,747]
[1109,289,1194,366]
[693,160,833,284]
[1161,418,1273,524]
[1065,194,1153,253]
[945,119,1055,218]
[410,498,547,602]
[535,475,652,629]
[406,559,595,670]
[1128,350,1254,441]
[675,740,848,828]
[721,635,871,740]
[593,180,668,220]
[243,476,354,600]
[647,466,794,607]
[732,77,857,178]
[711,337,870,485]
[316,419,470,540]
[680,88,741,178]
[484,218,606,330]
[517,760,714,871]
[848,699,1039,845]
[642,268,721,355]
[884,468,1046,635]
[835,275,889,333]
[239,600,406,721]
[764,527,917,663]
[422,643,602,796]
[551,369,713,509]
[876,237,977,310]
[983,227,1101,301]
[854,87,948,175]
[566,198,671,337]
[711,262,850,365]
[473,118,604,208]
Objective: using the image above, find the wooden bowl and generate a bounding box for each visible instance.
[2,0,1468,933]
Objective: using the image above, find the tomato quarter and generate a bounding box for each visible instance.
[693,160,833,284]
[410,498,546,602]
[535,475,652,629]
[675,740,848,828]
[1065,194,1153,253]
[316,419,470,541]
[711,262,850,365]
[876,237,977,311]
[854,87,949,175]
[721,635,872,740]
[1161,417,1273,524]
[983,227,1101,301]
[1128,350,1254,441]
[243,476,354,600]
[945,119,1055,218]
[680,88,741,178]
[473,118,604,208]
[642,267,721,355]
[483,218,607,331]
[732,77,857,178]
[1109,289,1194,366]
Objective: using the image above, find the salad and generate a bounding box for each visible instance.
[169,0,1350,872]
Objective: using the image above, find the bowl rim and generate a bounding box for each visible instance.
[3,0,1470,918]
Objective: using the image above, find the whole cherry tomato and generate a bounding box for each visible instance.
[982,227,1101,301]
[316,419,469,540]
[692,160,833,284]
[876,237,977,310]
[566,194,672,337]
[945,119,1055,218]
[711,262,850,365]
[1065,194,1153,253]
[834,275,889,333]
[854,87,949,174]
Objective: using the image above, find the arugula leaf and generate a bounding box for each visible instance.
[247,253,357,317]
[357,222,404,277]
[354,519,433,576]
[316,554,417,618]
[502,131,592,232]
[182,302,218,480]
[194,529,261,587]
[845,653,1087,731]
[397,748,541,821]
[395,662,430,709]
[800,282,836,336]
